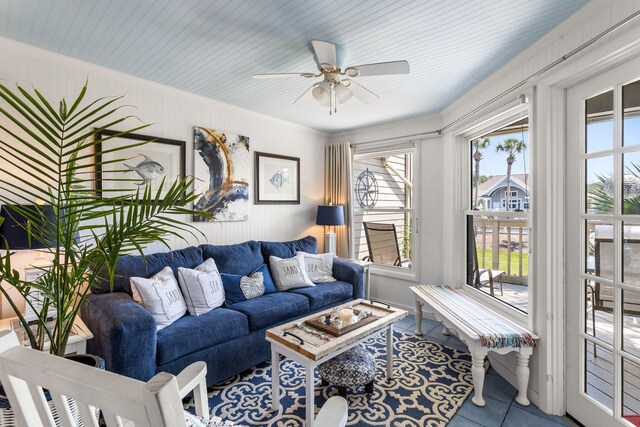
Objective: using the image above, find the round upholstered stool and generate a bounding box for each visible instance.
[318,344,376,398]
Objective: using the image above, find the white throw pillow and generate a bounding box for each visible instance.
[130,266,187,330]
[177,258,225,316]
[269,254,315,291]
[296,252,336,283]
[240,272,265,299]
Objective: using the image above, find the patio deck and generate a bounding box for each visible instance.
[487,282,640,417]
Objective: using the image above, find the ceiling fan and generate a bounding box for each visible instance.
[252,40,410,115]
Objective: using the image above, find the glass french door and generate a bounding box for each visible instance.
[567,56,640,427]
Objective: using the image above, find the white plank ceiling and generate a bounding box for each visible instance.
[0,0,587,132]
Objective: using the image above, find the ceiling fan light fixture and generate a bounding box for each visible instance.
[334,82,353,103]
[312,82,331,106]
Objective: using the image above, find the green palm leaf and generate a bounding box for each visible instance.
[0,82,212,355]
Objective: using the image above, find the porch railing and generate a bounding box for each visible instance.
[474,216,529,284]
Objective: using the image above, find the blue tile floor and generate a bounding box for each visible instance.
[394,315,578,427]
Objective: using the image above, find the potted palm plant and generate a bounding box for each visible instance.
[0,82,209,356]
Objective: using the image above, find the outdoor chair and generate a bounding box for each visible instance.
[589,235,640,357]
[363,222,404,266]
[468,219,504,296]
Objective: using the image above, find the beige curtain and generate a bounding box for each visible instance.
[325,142,353,258]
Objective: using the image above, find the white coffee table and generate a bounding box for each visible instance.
[265,299,406,427]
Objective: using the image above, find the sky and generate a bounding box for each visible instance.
[472,131,529,177]
[586,116,640,185]
[474,116,640,182]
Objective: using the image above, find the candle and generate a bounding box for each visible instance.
[341,308,354,324]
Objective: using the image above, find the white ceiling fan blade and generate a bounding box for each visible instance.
[293,85,316,105]
[252,73,314,79]
[346,60,410,77]
[345,80,378,104]
[311,40,337,70]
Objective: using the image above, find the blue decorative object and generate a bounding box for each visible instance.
[81,236,366,386]
[183,332,473,426]
[319,344,376,395]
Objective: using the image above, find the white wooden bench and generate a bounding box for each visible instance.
[410,285,538,407]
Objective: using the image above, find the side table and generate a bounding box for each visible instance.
[341,258,372,299]
[0,316,93,355]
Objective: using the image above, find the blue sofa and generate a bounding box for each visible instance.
[80,236,364,385]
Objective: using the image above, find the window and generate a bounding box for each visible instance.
[468,117,530,313]
[352,142,416,270]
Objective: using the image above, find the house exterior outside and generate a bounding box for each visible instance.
[476,173,529,211]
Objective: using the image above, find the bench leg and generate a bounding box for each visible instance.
[471,354,486,407]
[515,351,531,406]
[442,326,451,336]
[415,300,424,336]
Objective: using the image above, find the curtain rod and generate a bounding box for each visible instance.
[349,8,640,145]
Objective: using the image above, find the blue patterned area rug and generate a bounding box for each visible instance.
[185,332,473,426]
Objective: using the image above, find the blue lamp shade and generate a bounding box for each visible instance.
[316,205,345,226]
[0,204,57,250]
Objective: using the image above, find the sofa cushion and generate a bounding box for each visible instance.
[269,254,314,291]
[200,241,263,276]
[260,236,317,261]
[290,281,354,310]
[93,246,204,295]
[296,252,336,283]
[156,307,249,365]
[130,266,187,330]
[227,292,310,331]
[177,259,225,316]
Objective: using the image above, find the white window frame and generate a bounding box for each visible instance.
[457,96,533,327]
[351,140,421,282]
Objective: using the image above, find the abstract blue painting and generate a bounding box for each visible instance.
[193,126,249,221]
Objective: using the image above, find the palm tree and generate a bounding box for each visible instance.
[0,82,210,355]
[495,138,527,211]
[472,137,490,209]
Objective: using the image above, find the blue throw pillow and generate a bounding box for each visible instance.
[221,274,246,305]
[221,272,266,305]
[251,264,277,294]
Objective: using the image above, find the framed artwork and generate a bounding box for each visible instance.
[95,130,185,200]
[255,152,300,204]
[193,126,250,222]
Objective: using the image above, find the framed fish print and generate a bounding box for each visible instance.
[95,130,185,201]
[254,152,300,204]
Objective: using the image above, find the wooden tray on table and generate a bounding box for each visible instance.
[304,301,393,337]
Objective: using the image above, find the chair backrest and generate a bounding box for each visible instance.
[594,237,640,314]
[363,222,401,266]
[466,217,483,287]
[0,330,187,427]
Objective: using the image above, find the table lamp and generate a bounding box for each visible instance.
[316,205,345,255]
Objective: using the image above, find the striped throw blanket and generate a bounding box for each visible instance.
[413,285,537,349]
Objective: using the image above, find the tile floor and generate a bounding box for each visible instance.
[394,315,579,427]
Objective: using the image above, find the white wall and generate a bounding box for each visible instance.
[0,37,328,316]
